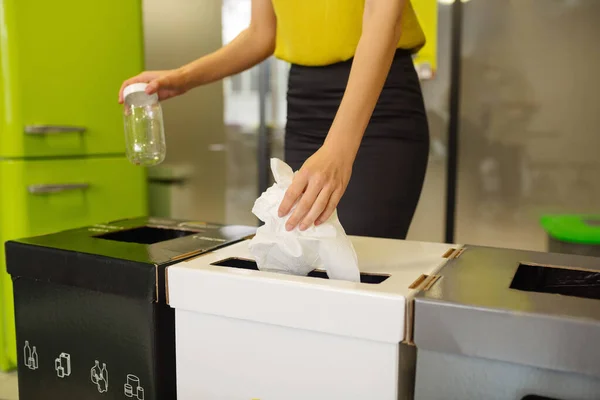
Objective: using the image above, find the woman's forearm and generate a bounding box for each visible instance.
[324,0,406,159]
[176,0,276,89]
[178,26,275,89]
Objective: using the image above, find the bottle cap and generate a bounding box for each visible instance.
[123,83,149,99]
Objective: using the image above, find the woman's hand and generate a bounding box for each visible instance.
[118,69,189,103]
[278,145,354,231]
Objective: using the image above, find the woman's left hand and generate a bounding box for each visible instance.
[278,144,354,231]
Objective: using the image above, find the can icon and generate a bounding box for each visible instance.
[125,374,144,399]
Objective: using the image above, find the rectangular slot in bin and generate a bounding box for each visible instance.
[510,263,600,300]
[211,257,390,284]
[584,219,600,227]
[96,226,198,245]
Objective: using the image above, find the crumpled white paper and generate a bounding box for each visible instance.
[248,158,360,282]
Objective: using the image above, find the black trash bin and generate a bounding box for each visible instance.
[5,217,255,400]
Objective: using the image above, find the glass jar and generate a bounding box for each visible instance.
[123,83,166,166]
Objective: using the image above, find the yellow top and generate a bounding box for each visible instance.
[271,0,426,67]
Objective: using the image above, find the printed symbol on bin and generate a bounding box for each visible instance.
[90,360,109,393]
[23,341,39,371]
[54,352,71,378]
[124,374,144,400]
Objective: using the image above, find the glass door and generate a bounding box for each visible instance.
[456,0,600,251]
[222,0,289,225]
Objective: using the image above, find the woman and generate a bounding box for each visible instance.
[119,0,429,239]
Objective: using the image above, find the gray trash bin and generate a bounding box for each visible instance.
[147,166,193,218]
[413,245,600,400]
[541,214,600,257]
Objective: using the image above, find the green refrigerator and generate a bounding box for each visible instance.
[0,0,148,370]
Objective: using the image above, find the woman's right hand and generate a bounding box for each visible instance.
[118,69,189,104]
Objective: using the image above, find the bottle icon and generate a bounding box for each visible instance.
[122,82,166,166]
[23,341,31,369]
[101,363,108,387]
[30,347,39,370]
[91,360,109,393]
[91,360,100,383]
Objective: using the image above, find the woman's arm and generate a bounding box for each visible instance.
[324,0,406,159]
[177,0,277,88]
[119,0,276,102]
[279,0,408,231]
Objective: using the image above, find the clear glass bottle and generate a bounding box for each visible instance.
[123,83,166,166]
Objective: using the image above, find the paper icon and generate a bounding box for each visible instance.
[55,353,71,378]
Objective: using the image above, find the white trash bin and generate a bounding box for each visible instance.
[167,236,462,400]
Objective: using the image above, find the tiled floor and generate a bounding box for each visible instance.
[0,371,18,400]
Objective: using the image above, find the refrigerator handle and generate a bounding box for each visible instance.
[27,183,90,194]
[24,125,87,135]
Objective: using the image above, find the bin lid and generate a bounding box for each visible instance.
[414,245,600,379]
[540,214,600,245]
[6,217,256,302]
[167,237,461,343]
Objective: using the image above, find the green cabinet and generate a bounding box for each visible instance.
[0,0,144,158]
[0,157,148,370]
[0,157,147,241]
[0,0,147,370]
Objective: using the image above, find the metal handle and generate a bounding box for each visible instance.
[25,125,87,135]
[28,183,90,194]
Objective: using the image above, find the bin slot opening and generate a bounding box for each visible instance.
[95,226,198,245]
[510,263,600,300]
[583,219,600,227]
[212,258,389,284]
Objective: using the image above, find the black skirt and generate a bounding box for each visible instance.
[284,49,430,239]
